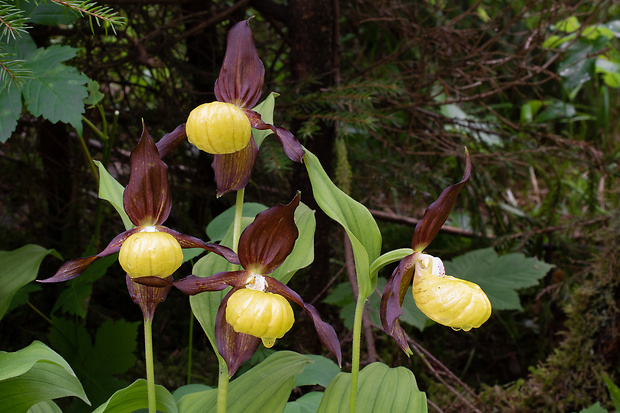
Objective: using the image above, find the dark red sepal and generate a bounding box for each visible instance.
[212,136,259,197]
[215,288,261,377]
[238,193,300,274]
[126,275,172,322]
[172,271,248,295]
[214,18,265,109]
[244,110,304,162]
[411,149,471,251]
[379,254,417,355]
[267,275,342,367]
[38,228,140,283]
[158,226,240,265]
[124,123,172,226]
[156,124,186,159]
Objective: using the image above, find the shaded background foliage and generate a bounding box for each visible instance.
[1,0,620,411]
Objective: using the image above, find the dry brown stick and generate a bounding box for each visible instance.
[344,233,378,363]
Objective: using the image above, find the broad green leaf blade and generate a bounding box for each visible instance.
[0,244,59,320]
[0,83,22,143]
[269,202,316,284]
[369,248,414,280]
[293,354,340,388]
[178,351,312,413]
[27,400,62,413]
[91,379,177,413]
[318,362,427,413]
[172,384,213,403]
[577,402,607,413]
[0,341,89,412]
[602,372,620,411]
[23,45,89,133]
[283,392,323,413]
[303,148,381,298]
[252,92,277,147]
[95,160,133,230]
[444,247,553,311]
[206,202,267,242]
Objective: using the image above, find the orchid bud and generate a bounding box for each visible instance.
[413,253,491,331]
[226,288,295,348]
[186,101,251,154]
[119,229,183,279]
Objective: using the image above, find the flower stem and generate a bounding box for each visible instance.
[144,319,157,413]
[216,188,245,413]
[349,295,366,413]
[216,354,230,413]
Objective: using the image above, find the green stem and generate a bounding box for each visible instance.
[216,188,245,413]
[144,319,157,413]
[76,129,99,184]
[187,311,194,384]
[216,354,230,413]
[349,295,366,413]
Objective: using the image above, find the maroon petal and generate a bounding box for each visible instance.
[172,271,248,295]
[244,110,304,162]
[126,275,172,322]
[214,19,265,109]
[156,124,186,159]
[123,123,172,226]
[215,288,261,377]
[238,193,300,274]
[212,136,259,197]
[38,228,140,283]
[158,226,240,265]
[266,276,342,367]
[380,254,416,355]
[411,149,471,251]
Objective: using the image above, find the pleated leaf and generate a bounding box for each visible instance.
[0,341,89,413]
[0,244,60,321]
[317,362,427,413]
[95,160,133,231]
[91,379,177,413]
[177,351,312,413]
[303,148,381,299]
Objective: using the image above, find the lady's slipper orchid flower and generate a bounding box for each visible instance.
[170,193,342,376]
[183,18,305,196]
[39,123,239,319]
[380,150,491,354]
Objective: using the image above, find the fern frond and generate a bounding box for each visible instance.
[50,0,126,32]
[0,52,32,91]
[0,1,29,42]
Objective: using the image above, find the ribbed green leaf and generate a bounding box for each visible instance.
[0,244,59,320]
[318,362,426,413]
[0,341,89,413]
[283,392,323,413]
[178,351,312,413]
[95,160,133,231]
[27,400,62,413]
[0,83,22,142]
[252,92,276,147]
[303,148,381,299]
[292,354,340,388]
[91,379,177,413]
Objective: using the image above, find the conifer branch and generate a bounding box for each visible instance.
[0,1,29,42]
[0,53,31,90]
[50,0,126,31]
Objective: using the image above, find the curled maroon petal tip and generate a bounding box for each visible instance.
[411,149,471,251]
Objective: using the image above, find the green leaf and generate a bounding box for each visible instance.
[27,400,62,413]
[0,83,22,143]
[178,351,312,413]
[95,160,133,230]
[0,341,89,412]
[48,317,140,408]
[172,384,213,403]
[268,202,316,284]
[252,92,277,147]
[317,362,426,413]
[556,16,580,33]
[15,0,80,26]
[303,148,381,299]
[602,372,620,411]
[283,392,324,413]
[22,45,89,134]
[444,247,553,311]
[578,402,608,413]
[0,244,59,321]
[293,354,340,388]
[84,79,104,106]
[206,203,267,242]
[92,379,177,413]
